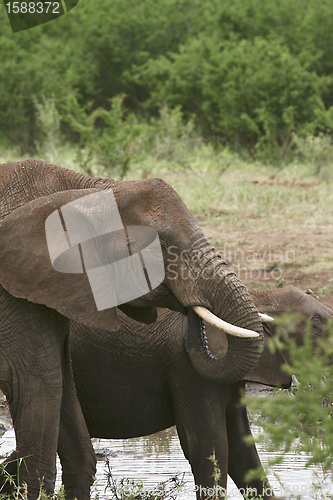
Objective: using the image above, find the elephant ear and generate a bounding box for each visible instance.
[0,188,157,331]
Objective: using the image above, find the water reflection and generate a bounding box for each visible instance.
[92,427,195,497]
[91,427,333,500]
[120,427,177,456]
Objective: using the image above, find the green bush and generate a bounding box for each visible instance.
[138,34,332,159]
[294,133,333,181]
[33,96,63,164]
[246,317,333,475]
[63,95,198,178]
[2,0,333,160]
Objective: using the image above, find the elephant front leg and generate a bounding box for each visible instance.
[226,381,274,499]
[57,336,96,500]
[173,383,230,499]
[0,372,62,497]
[176,419,229,499]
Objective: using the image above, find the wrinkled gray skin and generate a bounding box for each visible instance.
[66,285,333,499]
[0,160,263,499]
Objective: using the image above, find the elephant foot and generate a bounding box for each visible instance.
[62,474,94,500]
[0,451,19,494]
[0,450,54,498]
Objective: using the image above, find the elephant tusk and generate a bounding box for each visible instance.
[192,306,260,338]
[259,313,274,322]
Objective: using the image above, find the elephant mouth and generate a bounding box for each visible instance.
[199,318,217,360]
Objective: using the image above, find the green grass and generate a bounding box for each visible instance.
[165,167,333,232]
[3,142,333,235]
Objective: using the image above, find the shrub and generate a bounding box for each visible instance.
[138,35,332,160]
[63,95,199,178]
[294,133,333,181]
[33,96,63,164]
[246,317,333,475]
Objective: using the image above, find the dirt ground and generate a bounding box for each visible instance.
[203,225,333,309]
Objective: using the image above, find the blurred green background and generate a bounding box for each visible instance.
[1,0,333,177]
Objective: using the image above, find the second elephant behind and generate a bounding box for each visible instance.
[70,285,333,499]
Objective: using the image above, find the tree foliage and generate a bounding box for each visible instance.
[246,317,333,475]
[138,34,332,156]
[1,0,333,158]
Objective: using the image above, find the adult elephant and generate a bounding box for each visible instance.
[67,285,333,499]
[0,160,263,499]
[246,286,333,385]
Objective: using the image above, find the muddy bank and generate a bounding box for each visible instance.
[203,227,333,309]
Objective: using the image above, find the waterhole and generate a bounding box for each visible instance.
[0,395,331,499]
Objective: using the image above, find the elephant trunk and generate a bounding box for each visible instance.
[183,256,264,384]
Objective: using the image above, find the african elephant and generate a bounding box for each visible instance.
[0,160,263,498]
[67,285,333,499]
[246,286,333,385]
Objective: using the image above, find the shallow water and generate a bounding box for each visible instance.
[0,405,332,499]
[89,427,333,499]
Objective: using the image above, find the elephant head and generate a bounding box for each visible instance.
[246,286,333,386]
[200,285,333,387]
[0,160,264,384]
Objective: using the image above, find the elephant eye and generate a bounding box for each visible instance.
[311,314,324,325]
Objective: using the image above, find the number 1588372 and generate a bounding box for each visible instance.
[5,2,60,13]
